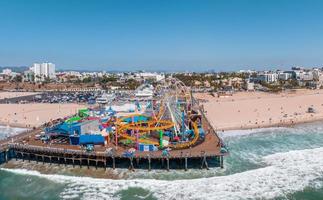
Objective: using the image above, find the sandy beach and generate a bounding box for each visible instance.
[195,89,323,131]
[0,92,39,100]
[0,103,86,128]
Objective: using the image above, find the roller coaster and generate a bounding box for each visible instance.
[115,78,204,150]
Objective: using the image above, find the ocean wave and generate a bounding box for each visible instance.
[0,125,28,140]
[3,147,323,200]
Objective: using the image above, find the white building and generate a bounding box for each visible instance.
[2,68,12,75]
[0,68,19,80]
[135,84,154,99]
[257,72,278,83]
[278,72,292,81]
[138,72,165,82]
[31,62,56,81]
[313,69,323,81]
[296,71,313,81]
[245,80,255,91]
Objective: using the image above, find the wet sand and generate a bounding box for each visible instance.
[194,89,323,131]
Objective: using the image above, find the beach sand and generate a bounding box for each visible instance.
[194,89,323,131]
[0,103,86,128]
[0,92,39,100]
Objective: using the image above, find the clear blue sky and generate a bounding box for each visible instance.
[1,0,323,71]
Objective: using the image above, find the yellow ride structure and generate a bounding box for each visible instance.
[114,78,202,150]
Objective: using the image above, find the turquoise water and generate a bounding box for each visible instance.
[2,122,323,199]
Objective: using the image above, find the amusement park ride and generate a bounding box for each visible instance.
[114,78,204,151]
[45,78,206,153]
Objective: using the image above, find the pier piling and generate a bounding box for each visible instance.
[148,155,151,171]
[112,156,115,170]
[201,152,209,170]
[166,157,170,171]
[185,157,188,171]
[129,157,134,171]
[220,155,224,168]
[5,151,8,163]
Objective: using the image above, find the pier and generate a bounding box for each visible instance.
[0,108,226,170]
[4,143,224,170]
[0,79,228,171]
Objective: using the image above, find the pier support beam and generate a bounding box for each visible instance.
[220,155,224,169]
[136,157,139,167]
[148,155,151,171]
[201,153,209,170]
[5,151,8,163]
[112,157,115,170]
[161,158,164,168]
[184,157,188,171]
[166,157,170,171]
[129,157,134,171]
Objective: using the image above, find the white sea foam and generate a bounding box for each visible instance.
[0,125,28,140]
[3,147,323,200]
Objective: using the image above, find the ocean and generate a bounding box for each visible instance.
[1,122,323,199]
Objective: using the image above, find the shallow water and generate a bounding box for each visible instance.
[2,122,323,199]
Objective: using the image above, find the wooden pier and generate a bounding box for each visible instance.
[0,143,224,170]
[0,97,227,170]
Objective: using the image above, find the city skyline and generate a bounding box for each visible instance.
[1,0,323,71]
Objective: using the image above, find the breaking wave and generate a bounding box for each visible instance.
[3,147,323,200]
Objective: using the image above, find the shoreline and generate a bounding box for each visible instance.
[0,122,33,129]
[216,117,323,132]
[196,89,323,133]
